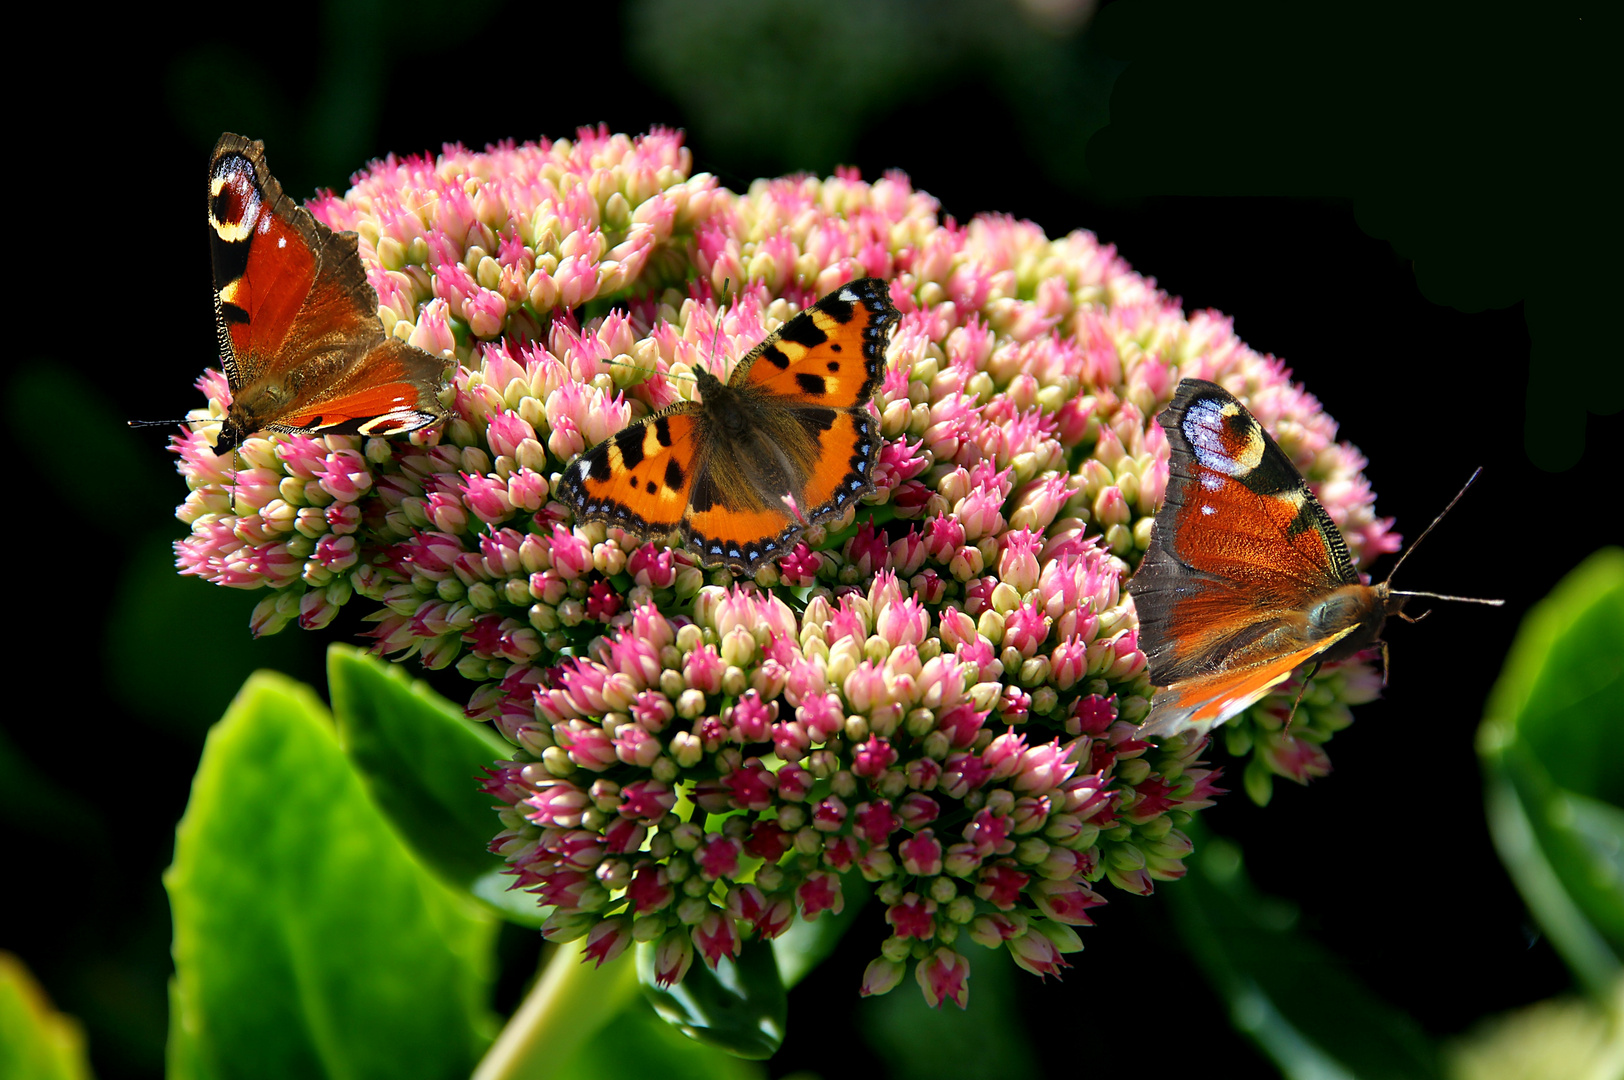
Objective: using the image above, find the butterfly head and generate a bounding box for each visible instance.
[211,420,245,455]
[691,362,729,401]
[212,378,284,452]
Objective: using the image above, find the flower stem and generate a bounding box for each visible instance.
[472,939,637,1080]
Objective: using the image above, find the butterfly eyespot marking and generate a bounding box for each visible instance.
[1184,397,1265,478]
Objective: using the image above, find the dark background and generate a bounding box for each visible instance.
[5,1,1615,1076]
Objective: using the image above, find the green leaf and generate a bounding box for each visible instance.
[1487,549,1624,802]
[326,645,545,926]
[1445,978,1624,1080]
[1479,547,1624,997]
[165,671,499,1080]
[0,951,93,1080]
[556,998,764,1080]
[1166,822,1444,1080]
[637,938,786,1059]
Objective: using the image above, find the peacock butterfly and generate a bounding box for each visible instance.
[560,278,899,572]
[201,132,452,451]
[1129,378,1501,739]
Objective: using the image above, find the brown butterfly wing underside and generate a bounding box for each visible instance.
[207,133,451,451]
[560,278,899,572]
[1129,379,1404,738]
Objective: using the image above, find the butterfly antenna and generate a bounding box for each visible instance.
[405,192,441,217]
[1389,590,1504,605]
[599,356,695,385]
[1381,467,1503,606]
[129,416,244,512]
[706,278,731,378]
[127,418,192,429]
[596,282,735,387]
[1381,467,1479,583]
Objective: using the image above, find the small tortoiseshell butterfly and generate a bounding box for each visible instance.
[1129,378,1501,739]
[203,133,452,451]
[561,278,900,572]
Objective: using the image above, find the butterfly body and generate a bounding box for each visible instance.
[206,133,451,451]
[562,278,899,572]
[1130,379,1409,738]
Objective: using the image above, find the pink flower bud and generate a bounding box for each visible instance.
[886,893,938,939]
[915,948,970,1009]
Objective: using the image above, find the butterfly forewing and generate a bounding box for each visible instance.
[205,133,451,448]
[732,281,890,409]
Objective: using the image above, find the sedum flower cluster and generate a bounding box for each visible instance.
[171,127,1397,1006]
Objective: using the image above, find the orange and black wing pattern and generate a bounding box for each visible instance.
[1130,379,1364,736]
[207,133,450,449]
[562,278,899,572]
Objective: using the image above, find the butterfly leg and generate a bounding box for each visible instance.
[1283,661,1322,732]
[230,444,243,517]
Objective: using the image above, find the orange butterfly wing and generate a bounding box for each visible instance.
[730,280,890,409]
[1136,624,1363,737]
[208,133,450,448]
[562,278,899,571]
[561,408,704,546]
[1131,379,1377,738]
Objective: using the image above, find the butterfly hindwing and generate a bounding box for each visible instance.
[206,133,450,448]
[265,336,455,438]
[1141,628,1361,733]
[562,406,704,545]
